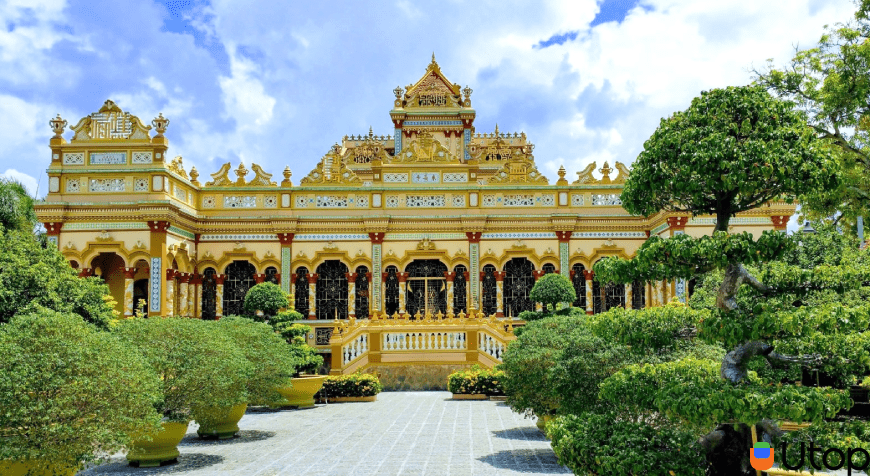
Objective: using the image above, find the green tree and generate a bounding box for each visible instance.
[243,282,289,318]
[0,178,36,233]
[622,84,837,233]
[594,85,848,475]
[753,2,870,231]
[528,273,576,312]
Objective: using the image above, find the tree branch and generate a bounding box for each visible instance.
[721,340,822,384]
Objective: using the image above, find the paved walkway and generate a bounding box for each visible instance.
[79,391,572,476]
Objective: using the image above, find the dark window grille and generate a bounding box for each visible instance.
[316,260,348,320]
[482,265,497,317]
[295,267,309,316]
[405,260,447,318]
[605,282,625,311]
[384,266,400,317]
[201,268,217,319]
[542,263,556,274]
[224,261,255,316]
[572,264,587,310]
[453,265,467,314]
[265,266,278,284]
[631,280,645,310]
[504,258,535,317]
[133,278,149,315]
[593,278,603,314]
[355,266,369,318]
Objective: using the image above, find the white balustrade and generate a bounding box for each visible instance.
[478,332,506,361]
[382,332,467,351]
[342,333,368,365]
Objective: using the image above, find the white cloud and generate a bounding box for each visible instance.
[1,169,40,197]
[218,44,276,130]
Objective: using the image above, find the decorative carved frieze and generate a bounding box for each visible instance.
[89,179,125,192]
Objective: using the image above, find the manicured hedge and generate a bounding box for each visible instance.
[447,367,505,395]
[315,373,382,398]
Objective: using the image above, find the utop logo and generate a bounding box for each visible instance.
[750,442,774,470]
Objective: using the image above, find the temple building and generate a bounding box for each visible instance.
[35,57,795,374]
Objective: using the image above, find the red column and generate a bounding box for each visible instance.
[770,215,790,231]
[78,267,94,278]
[254,273,266,284]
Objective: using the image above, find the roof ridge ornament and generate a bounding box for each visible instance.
[300,145,362,186]
[70,99,151,142]
[573,162,598,184]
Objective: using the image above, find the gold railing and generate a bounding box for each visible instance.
[328,310,518,375]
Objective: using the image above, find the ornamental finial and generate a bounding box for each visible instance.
[234,161,249,185]
[282,166,293,187]
[393,85,404,99]
[599,161,613,183]
[152,113,169,136]
[49,114,67,138]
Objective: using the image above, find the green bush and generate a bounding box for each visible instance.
[243,282,288,317]
[548,412,706,476]
[214,317,302,406]
[0,311,161,471]
[315,373,383,398]
[587,304,707,352]
[113,317,252,422]
[529,273,576,312]
[517,310,544,321]
[447,367,505,395]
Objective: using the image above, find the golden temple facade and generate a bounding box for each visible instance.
[35,58,795,371]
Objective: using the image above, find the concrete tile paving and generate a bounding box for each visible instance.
[78,391,572,476]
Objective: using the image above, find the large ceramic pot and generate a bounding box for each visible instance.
[196,403,248,439]
[127,421,189,467]
[275,375,328,408]
[0,460,77,476]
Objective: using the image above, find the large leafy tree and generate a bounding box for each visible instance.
[753,1,870,231]
[595,85,845,475]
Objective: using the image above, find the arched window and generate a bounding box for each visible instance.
[631,279,645,310]
[265,266,278,284]
[504,258,535,317]
[355,265,369,318]
[294,267,309,316]
[453,264,467,314]
[571,264,587,310]
[405,260,447,318]
[224,261,256,316]
[384,266,399,317]
[592,260,625,314]
[542,263,556,274]
[482,264,497,317]
[316,260,349,320]
[201,268,217,320]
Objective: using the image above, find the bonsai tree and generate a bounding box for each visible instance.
[0,311,161,473]
[243,282,288,319]
[113,317,252,424]
[528,273,576,312]
[593,84,849,474]
[215,317,303,405]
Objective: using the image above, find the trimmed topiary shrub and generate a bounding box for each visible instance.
[315,373,383,399]
[529,273,576,312]
[113,317,252,423]
[0,311,162,472]
[214,317,301,406]
[447,367,505,395]
[243,282,288,318]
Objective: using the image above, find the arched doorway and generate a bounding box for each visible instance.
[201,267,217,319]
[481,264,497,317]
[316,260,348,320]
[384,266,399,317]
[91,252,125,316]
[224,261,255,316]
[355,265,369,318]
[504,257,535,317]
[453,264,467,314]
[405,259,447,318]
[571,263,587,310]
[294,267,309,316]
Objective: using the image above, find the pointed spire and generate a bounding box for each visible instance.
[369,126,373,138]
[494,123,500,137]
[432,51,436,63]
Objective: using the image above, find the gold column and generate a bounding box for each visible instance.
[625,283,632,310]
[398,272,408,317]
[346,272,357,318]
[445,271,455,316]
[177,273,190,317]
[190,274,202,318]
[495,271,504,317]
[215,274,225,319]
[307,273,318,319]
[584,269,594,315]
[123,267,136,317]
[165,269,176,317]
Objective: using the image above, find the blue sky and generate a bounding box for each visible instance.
[0,0,856,231]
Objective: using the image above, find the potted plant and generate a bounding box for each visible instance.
[113,317,251,466]
[448,366,505,400]
[0,311,162,475]
[195,317,300,438]
[315,373,383,402]
[271,320,325,408]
